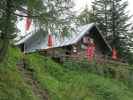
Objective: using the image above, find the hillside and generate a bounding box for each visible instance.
[0,47,133,100]
[0,47,39,100]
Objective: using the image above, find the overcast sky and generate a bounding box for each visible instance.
[73,0,133,20]
[17,0,133,36]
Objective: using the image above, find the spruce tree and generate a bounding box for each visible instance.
[92,0,132,61]
[92,0,109,38]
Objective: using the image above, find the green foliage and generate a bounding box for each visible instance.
[1,47,133,100]
[77,8,96,25]
[0,0,74,61]
[33,0,75,36]
[26,53,133,100]
[63,59,97,72]
[91,0,133,63]
[0,47,39,100]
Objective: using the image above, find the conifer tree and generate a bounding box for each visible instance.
[0,0,74,62]
[92,0,132,61]
[77,7,95,25]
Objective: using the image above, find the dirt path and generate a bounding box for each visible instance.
[17,59,49,100]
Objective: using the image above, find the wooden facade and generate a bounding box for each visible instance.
[42,25,112,61]
[16,23,112,62]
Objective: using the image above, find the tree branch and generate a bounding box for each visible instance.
[14,13,39,18]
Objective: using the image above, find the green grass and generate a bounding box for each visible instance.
[0,47,39,100]
[26,53,133,100]
[1,47,133,100]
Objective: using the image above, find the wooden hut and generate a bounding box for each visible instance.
[15,23,112,61]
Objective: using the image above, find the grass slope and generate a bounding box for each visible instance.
[0,47,133,100]
[0,47,39,100]
[26,53,133,100]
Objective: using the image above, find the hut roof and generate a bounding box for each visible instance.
[15,23,112,53]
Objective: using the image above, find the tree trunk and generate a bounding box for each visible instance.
[0,0,12,62]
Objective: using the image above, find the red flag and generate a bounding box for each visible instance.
[48,34,53,47]
[25,17,32,31]
[112,48,118,60]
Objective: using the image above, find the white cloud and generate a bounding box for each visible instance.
[73,0,93,13]
[128,0,133,17]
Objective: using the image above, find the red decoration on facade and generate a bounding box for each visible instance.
[25,17,32,31]
[48,34,53,47]
[86,43,95,62]
[112,48,118,60]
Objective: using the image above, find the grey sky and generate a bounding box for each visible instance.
[73,0,133,20]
